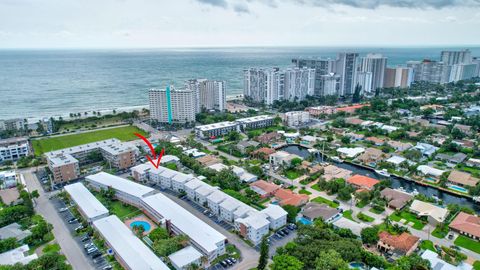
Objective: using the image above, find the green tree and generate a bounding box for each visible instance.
[360,227,379,245]
[257,236,269,270]
[290,157,302,168]
[314,249,349,270]
[149,227,169,242]
[282,205,300,223]
[270,255,303,270]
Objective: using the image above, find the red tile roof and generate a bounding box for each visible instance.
[378,231,420,254]
[274,189,309,207]
[347,175,380,190]
[449,212,480,239]
[250,180,280,195]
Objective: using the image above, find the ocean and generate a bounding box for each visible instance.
[1,46,479,121]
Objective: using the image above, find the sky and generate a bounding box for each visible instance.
[0,0,480,48]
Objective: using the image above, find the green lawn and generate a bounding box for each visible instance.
[311,196,339,208]
[32,125,148,155]
[420,240,436,252]
[454,235,480,254]
[390,211,426,230]
[94,192,140,220]
[284,169,303,180]
[369,207,385,214]
[299,189,312,195]
[355,200,369,208]
[473,261,480,270]
[431,227,449,239]
[311,184,322,191]
[42,243,61,254]
[343,210,354,220]
[357,212,374,222]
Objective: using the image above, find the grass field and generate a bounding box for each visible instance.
[419,240,436,252]
[299,189,312,195]
[32,125,147,155]
[312,196,339,208]
[357,212,374,222]
[390,211,426,230]
[343,210,355,222]
[473,261,480,270]
[431,227,449,239]
[284,169,303,180]
[454,235,480,254]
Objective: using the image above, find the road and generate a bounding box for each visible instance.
[158,191,259,270]
[21,169,95,270]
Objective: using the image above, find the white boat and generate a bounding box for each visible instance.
[331,156,343,163]
[411,189,419,196]
[374,169,391,177]
[472,196,480,203]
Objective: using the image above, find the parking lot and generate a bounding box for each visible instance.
[53,198,112,270]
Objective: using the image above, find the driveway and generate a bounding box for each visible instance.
[21,169,95,270]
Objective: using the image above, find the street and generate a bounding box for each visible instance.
[21,168,95,270]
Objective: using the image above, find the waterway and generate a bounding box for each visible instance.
[281,145,480,213]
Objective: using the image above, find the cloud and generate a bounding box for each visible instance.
[233,3,250,13]
[196,0,228,8]
[194,0,480,11]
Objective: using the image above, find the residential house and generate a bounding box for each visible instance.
[386,156,407,167]
[387,141,413,152]
[453,139,476,149]
[409,200,448,225]
[366,137,385,146]
[345,133,365,141]
[269,151,301,168]
[448,212,480,240]
[274,189,309,207]
[377,232,420,256]
[356,148,387,166]
[256,132,282,145]
[447,170,479,188]
[421,250,473,270]
[345,117,365,126]
[337,147,365,158]
[466,158,480,168]
[414,143,438,157]
[380,188,413,210]
[322,165,353,181]
[196,155,221,167]
[346,175,380,191]
[416,165,446,181]
[453,124,473,135]
[300,161,323,174]
[236,141,259,154]
[435,153,467,167]
[251,147,275,160]
[0,223,31,241]
[250,180,280,198]
[301,203,341,223]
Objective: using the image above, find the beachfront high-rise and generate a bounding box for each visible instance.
[358,53,387,93]
[292,58,336,96]
[383,66,414,88]
[149,86,196,124]
[441,49,472,65]
[243,67,313,104]
[336,52,359,96]
[186,79,226,112]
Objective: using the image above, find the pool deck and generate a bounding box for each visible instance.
[124,215,157,235]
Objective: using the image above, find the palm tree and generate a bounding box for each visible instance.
[383,215,391,229]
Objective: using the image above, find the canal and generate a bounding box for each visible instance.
[281,145,480,213]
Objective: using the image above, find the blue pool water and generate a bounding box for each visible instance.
[349,262,366,269]
[130,221,151,231]
[449,185,468,193]
[298,217,313,225]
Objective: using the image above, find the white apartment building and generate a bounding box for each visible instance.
[207,190,227,215]
[64,183,109,223]
[336,53,359,96]
[358,53,387,92]
[235,115,275,131]
[235,212,270,245]
[149,86,196,124]
[284,111,310,127]
[283,67,315,101]
[0,119,26,131]
[355,71,373,93]
[184,179,205,201]
[194,121,239,139]
[188,79,226,112]
[319,73,341,96]
[441,49,472,65]
[260,204,288,230]
[219,198,241,222]
[0,137,30,162]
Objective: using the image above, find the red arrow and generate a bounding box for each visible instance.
[134,133,165,169]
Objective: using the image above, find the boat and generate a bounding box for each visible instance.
[411,189,419,196]
[473,196,480,203]
[375,169,391,177]
[331,156,343,163]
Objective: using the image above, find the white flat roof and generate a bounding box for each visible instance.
[86,172,156,199]
[421,250,472,270]
[142,194,226,253]
[260,204,287,220]
[184,179,204,190]
[332,217,368,236]
[64,183,108,220]
[168,246,203,269]
[195,121,237,131]
[237,212,269,230]
[220,198,241,211]
[93,215,169,270]
[207,190,228,204]
[0,244,37,266]
[236,115,274,123]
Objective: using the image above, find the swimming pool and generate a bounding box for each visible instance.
[449,185,468,193]
[130,220,151,232]
[349,262,366,269]
[298,217,313,225]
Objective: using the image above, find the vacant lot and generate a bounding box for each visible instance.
[32,125,147,155]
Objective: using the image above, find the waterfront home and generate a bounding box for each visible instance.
[466,158,480,168]
[447,170,479,188]
[421,250,473,270]
[381,125,399,133]
[365,137,385,146]
[448,212,480,240]
[255,132,282,145]
[346,175,380,191]
[416,165,446,181]
[250,180,280,198]
[332,217,368,236]
[377,232,420,256]
[385,156,408,168]
[345,132,365,141]
[435,153,467,166]
[274,189,309,207]
[414,142,438,157]
[269,151,301,168]
[251,147,275,160]
[387,141,413,152]
[409,200,448,225]
[322,165,353,181]
[345,117,365,126]
[337,147,365,158]
[301,203,341,223]
[356,148,387,166]
[380,188,413,210]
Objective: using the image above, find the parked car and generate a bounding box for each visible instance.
[225,259,233,266]
[84,243,94,249]
[220,261,228,267]
[102,265,112,270]
[87,247,98,254]
[91,252,102,259]
[75,225,84,231]
[230,258,237,263]
[68,218,78,224]
[282,228,290,235]
[58,207,68,213]
[80,235,90,242]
